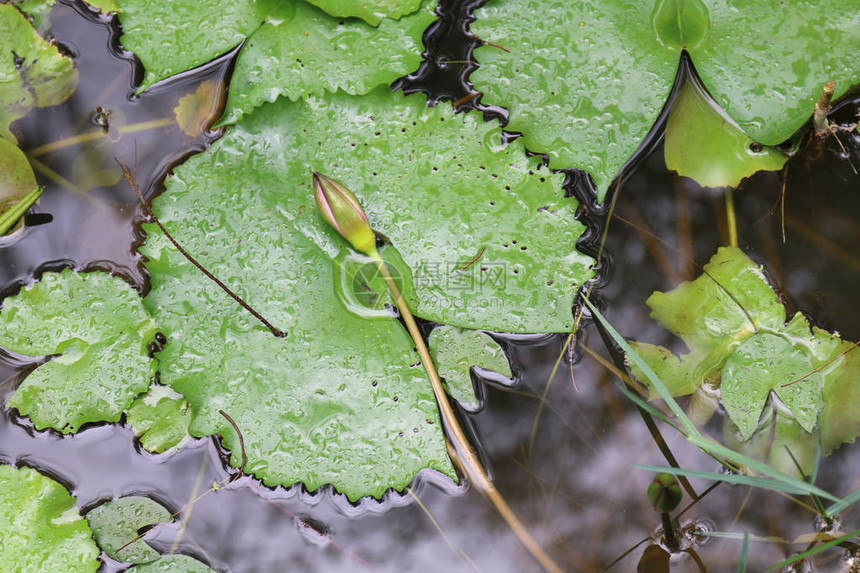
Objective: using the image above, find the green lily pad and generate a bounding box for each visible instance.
[117,0,433,114]
[664,73,787,188]
[131,555,216,572]
[86,496,171,564]
[429,325,512,410]
[0,136,41,235]
[470,0,860,196]
[140,87,589,499]
[303,0,423,26]
[82,0,120,13]
[627,247,860,453]
[127,385,192,453]
[0,269,158,433]
[219,0,435,124]
[721,332,820,439]
[0,465,99,572]
[0,2,78,139]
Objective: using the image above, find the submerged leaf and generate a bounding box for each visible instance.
[429,325,512,410]
[470,0,860,195]
[0,465,99,572]
[664,76,787,188]
[86,496,171,564]
[0,269,158,433]
[0,3,78,139]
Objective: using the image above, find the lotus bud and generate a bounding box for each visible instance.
[647,473,683,512]
[313,172,377,256]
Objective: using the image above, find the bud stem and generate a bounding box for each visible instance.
[369,249,563,573]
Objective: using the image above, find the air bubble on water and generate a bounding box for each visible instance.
[684,518,716,547]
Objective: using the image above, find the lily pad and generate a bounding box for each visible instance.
[627,247,860,452]
[117,0,434,114]
[429,325,512,409]
[140,87,589,499]
[0,465,99,572]
[303,0,423,26]
[0,136,40,234]
[86,496,171,564]
[470,0,860,196]
[721,332,820,439]
[127,385,192,453]
[0,2,78,139]
[0,269,158,433]
[219,0,435,124]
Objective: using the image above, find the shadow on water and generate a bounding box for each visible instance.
[1,1,859,571]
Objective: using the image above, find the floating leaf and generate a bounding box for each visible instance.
[721,332,820,439]
[86,496,171,564]
[664,71,787,188]
[0,269,158,433]
[0,136,40,234]
[219,0,435,124]
[81,0,120,13]
[127,385,192,453]
[131,555,216,572]
[429,325,512,410]
[627,247,860,455]
[303,0,423,26]
[140,87,589,499]
[117,0,433,118]
[470,0,860,195]
[0,465,99,572]
[0,3,78,139]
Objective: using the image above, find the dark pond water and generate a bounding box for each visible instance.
[1,1,858,571]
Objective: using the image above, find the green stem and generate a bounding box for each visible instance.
[369,248,563,573]
[725,188,738,248]
[0,187,43,235]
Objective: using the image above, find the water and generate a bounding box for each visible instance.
[1,1,859,571]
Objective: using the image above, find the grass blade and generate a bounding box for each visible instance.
[634,465,824,497]
[762,528,860,572]
[737,533,749,573]
[827,486,860,516]
[687,437,839,502]
[582,296,699,437]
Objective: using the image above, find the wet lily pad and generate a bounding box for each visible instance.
[470,0,860,196]
[0,269,158,433]
[86,496,171,564]
[127,385,192,453]
[140,87,589,499]
[429,325,512,409]
[0,2,78,139]
[117,0,434,118]
[0,137,40,234]
[627,247,860,451]
[303,0,423,26]
[0,465,99,572]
